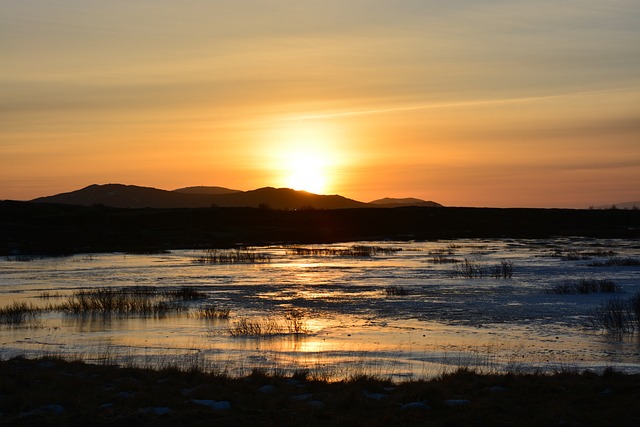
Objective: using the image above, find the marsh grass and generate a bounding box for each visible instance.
[229,309,309,336]
[228,317,282,336]
[385,285,409,296]
[53,287,198,316]
[0,301,41,325]
[287,245,401,257]
[428,254,460,264]
[193,248,271,264]
[588,291,640,332]
[4,255,36,262]
[36,291,65,299]
[191,304,231,319]
[550,248,618,260]
[588,257,640,267]
[449,259,513,278]
[546,278,618,294]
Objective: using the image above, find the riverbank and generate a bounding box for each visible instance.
[1,356,639,426]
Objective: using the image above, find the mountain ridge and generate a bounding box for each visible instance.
[31,183,441,210]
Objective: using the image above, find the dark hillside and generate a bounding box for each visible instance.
[1,202,638,255]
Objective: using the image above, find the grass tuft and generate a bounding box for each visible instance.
[385,285,409,296]
[193,248,271,264]
[588,291,640,332]
[449,259,513,278]
[0,301,41,325]
[53,287,188,316]
[228,309,308,336]
[588,257,640,267]
[191,304,231,319]
[546,278,618,294]
[287,245,401,257]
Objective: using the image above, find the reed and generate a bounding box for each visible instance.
[0,301,41,325]
[191,304,231,319]
[54,288,187,316]
[193,249,271,264]
[287,245,401,257]
[429,254,460,264]
[588,257,640,267]
[228,310,309,336]
[546,278,618,294]
[449,259,513,279]
[385,285,409,296]
[588,292,640,332]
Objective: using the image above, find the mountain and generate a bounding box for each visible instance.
[31,184,369,210]
[172,186,241,195]
[369,197,443,208]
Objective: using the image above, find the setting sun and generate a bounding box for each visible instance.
[283,150,327,194]
[264,120,349,195]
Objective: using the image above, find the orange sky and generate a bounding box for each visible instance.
[1,1,639,207]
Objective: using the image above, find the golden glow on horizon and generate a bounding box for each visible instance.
[0,1,638,206]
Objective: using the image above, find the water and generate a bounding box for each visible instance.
[1,238,639,380]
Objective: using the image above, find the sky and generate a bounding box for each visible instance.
[1,0,639,207]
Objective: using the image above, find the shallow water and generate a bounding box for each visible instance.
[1,238,639,380]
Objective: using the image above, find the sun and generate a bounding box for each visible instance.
[283,150,327,194]
[265,121,346,195]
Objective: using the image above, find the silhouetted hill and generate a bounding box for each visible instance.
[369,197,442,208]
[31,184,368,210]
[172,186,241,195]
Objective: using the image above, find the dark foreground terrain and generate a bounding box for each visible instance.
[1,201,639,255]
[1,357,639,426]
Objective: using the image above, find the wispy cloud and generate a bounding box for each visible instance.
[282,86,639,121]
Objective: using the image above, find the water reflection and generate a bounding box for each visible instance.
[1,239,639,378]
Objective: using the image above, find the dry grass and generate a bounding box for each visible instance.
[191,304,231,319]
[449,259,513,278]
[588,291,640,332]
[546,278,618,294]
[287,245,401,257]
[385,285,409,296]
[0,301,41,325]
[588,257,640,267]
[193,248,271,264]
[52,287,201,316]
[228,309,308,336]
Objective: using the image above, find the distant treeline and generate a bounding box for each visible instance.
[1,201,639,255]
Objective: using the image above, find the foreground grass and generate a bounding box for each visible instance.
[1,357,639,426]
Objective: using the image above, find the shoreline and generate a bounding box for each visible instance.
[1,356,639,426]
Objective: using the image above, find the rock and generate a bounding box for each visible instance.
[191,399,231,411]
[144,407,172,415]
[291,393,313,401]
[37,361,55,369]
[363,391,388,400]
[19,404,65,417]
[401,402,431,411]
[40,404,65,415]
[259,385,276,394]
[308,400,325,409]
[445,399,470,407]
